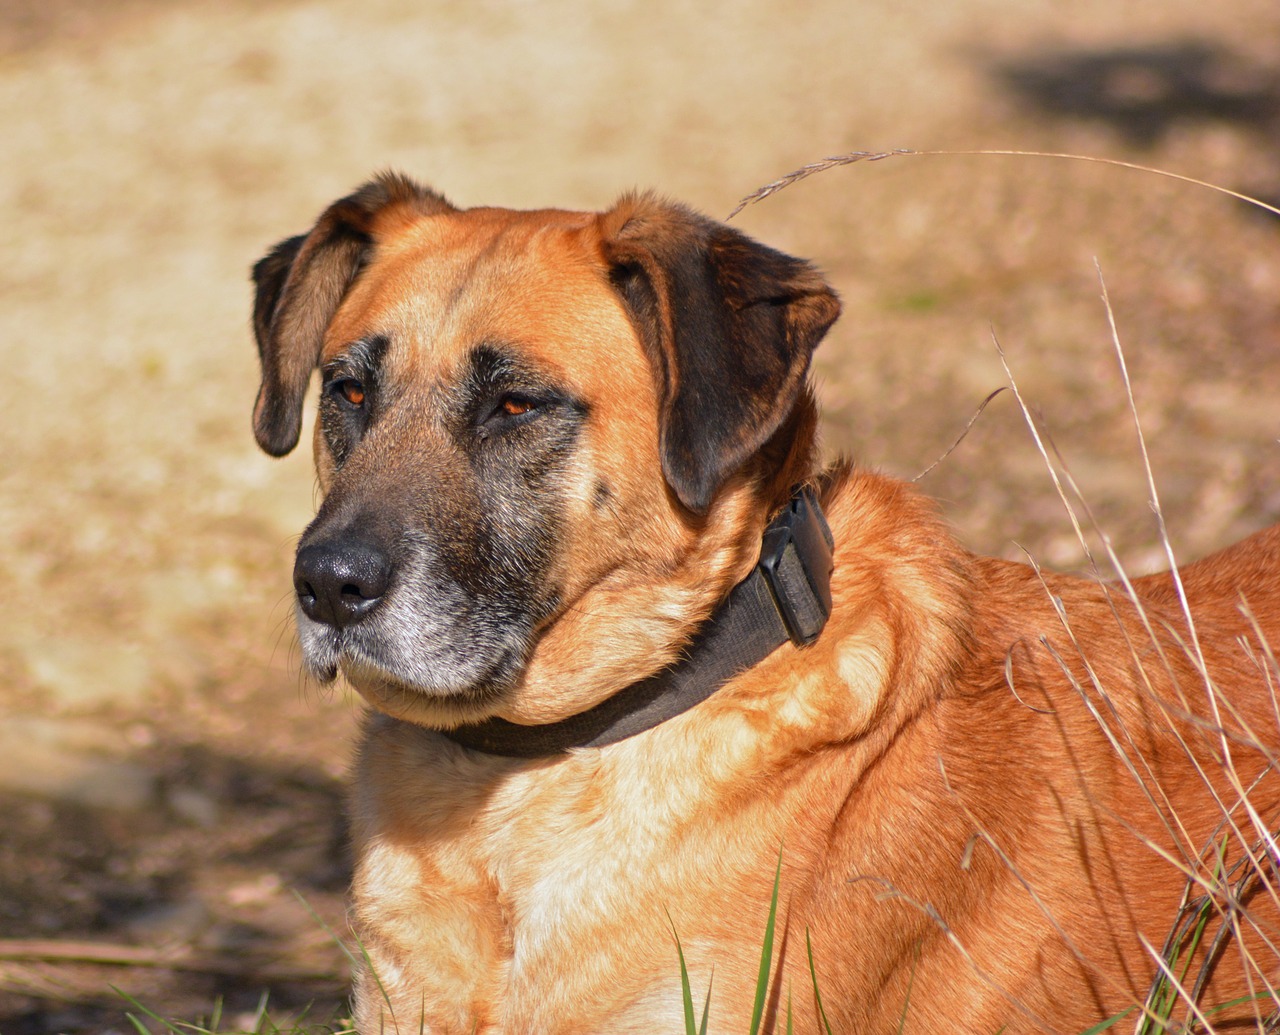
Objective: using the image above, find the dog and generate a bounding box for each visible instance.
[250,173,1280,1033]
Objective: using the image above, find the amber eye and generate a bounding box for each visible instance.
[337,380,365,407]
[500,396,533,417]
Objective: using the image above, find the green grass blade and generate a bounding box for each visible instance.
[294,887,397,1027]
[805,928,834,1035]
[1171,837,1227,992]
[698,970,714,1035]
[292,889,371,984]
[1203,990,1280,1015]
[748,847,784,1035]
[249,990,272,1034]
[667,908,699,1035]
[1078,1005,1135,1034]
[1138,835,1229,1033]
[124,1015,153,1035]
[114,988,188,1035]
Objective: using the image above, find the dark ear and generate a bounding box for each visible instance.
[599,196,840,514]
[250,173,454,456]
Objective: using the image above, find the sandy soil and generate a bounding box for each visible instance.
[1,0,1278,1030]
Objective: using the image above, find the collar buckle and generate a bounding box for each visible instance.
[756,486,835,647]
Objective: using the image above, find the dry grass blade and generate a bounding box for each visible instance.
[0,937,335,981]
[992,333,1199,869]
[729,149,1280,221]
[945,249,1280,1030]
[725,151,911,218]
[912,387,1008,483]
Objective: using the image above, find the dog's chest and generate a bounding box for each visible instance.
[353,722,780,1029]
[481,761,773,1028]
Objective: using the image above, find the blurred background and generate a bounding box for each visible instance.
[2,0,1279,1030]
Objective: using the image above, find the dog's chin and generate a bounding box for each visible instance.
[294,602,536,727]
[335,653,522,729]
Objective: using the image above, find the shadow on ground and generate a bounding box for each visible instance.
[0,744,351,1034]
[990,38,1280,146]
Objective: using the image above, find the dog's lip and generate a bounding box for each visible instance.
[337,646,524,723]
[343,670,512,729]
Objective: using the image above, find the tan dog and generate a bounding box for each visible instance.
[251,174,1280,1033]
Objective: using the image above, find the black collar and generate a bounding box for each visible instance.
[440,486,835,758]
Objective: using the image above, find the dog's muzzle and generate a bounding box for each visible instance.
[288,517,539,705]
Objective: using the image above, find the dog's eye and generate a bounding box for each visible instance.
[474,389,566,439]
[500,396,534,417]
[475,394,545,440]
[486,394,540,423]
[332,379,366,408]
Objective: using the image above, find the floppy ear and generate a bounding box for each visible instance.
[599,196,840,514]
[250,173,454,456]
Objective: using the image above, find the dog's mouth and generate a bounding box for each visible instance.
[339,654,520,726]
[294,588,539,723]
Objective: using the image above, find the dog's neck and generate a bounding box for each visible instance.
[440,487,835,758]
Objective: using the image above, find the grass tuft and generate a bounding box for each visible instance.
[671,846,786,1034]
[115,986,352,1035]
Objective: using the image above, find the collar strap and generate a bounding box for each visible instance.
[440,486,835,758]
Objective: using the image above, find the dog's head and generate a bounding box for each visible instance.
[251,174,839,728]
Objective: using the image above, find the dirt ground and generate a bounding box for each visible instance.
[1,0,1279,1031]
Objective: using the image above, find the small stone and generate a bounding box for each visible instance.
[166,784,221,827]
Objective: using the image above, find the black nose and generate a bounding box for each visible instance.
[293,539,392,630]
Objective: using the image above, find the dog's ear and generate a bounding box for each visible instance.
[599,196,840,514]
[251,174,454,456]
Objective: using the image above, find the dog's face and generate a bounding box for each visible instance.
[251,175,839,727]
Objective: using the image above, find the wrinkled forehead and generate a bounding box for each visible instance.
[322,206,636,388]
